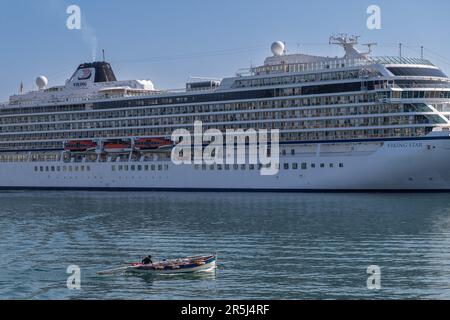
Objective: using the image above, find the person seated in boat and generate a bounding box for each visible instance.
[141,255,153,265]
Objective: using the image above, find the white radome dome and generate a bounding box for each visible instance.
[271,41,285,56]
[36,76,48,89]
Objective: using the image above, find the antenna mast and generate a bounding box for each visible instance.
[329,34,366,59]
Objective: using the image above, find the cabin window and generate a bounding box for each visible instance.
[112,165,116,171]
[292,163,298,170]
[320,163,325,168]
[138,165,142,171]
[284,163,289,170]
[339,163,344,168]
[301,163,307,170]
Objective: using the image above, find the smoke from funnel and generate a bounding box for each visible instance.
[81,22,98,62]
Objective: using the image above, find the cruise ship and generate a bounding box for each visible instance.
[2,34,450,191]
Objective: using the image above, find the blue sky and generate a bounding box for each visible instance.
[1,0,450,101]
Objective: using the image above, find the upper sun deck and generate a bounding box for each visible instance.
[1,35,448,109]
[242,56,435,77]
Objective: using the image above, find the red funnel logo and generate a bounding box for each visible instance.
[78,69,92,80]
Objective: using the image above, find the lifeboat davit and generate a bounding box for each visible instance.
[64,140,97,152]
[103,140,132,153]
[134,138,173,151]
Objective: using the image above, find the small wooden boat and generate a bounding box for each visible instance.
[97,254,217,275]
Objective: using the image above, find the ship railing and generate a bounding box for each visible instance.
[2,86,220,108]
[247,56,435,76]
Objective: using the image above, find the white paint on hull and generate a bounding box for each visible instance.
[2,135,450,190]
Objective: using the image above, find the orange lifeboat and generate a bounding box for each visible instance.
[134,138,173,151]
[64,140,97,152]
[103,140,132,153]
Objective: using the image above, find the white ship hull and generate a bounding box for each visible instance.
[2,135,450,191]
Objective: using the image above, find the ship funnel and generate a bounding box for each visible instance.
[67,61,117,88]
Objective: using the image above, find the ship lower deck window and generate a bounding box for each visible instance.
[339,163,344,168]
[301,163,307,170]
[292,163,298,170]
[284,163,289,170]
[311,163,316,168]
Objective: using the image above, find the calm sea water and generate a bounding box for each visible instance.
[1,191,450,300]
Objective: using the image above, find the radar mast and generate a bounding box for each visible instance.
[329,34,373,59]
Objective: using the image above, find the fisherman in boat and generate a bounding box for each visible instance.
[141,255,153,265]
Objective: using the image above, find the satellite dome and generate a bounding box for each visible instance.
[36,76,48,90]
[271,41,285,56]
